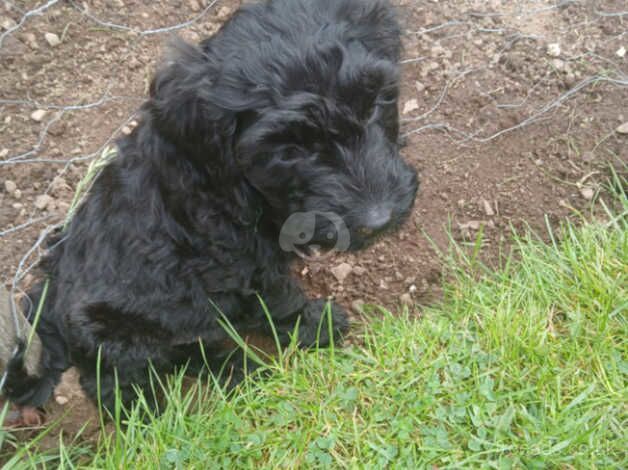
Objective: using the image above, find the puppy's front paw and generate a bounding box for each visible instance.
[296,299,349,348]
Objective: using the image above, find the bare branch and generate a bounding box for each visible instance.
[595,10,628,17]
[0,216,54,238]
[403,75,628,142]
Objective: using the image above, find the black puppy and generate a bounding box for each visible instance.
[3,0,418,411]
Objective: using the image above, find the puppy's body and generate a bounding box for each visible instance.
[3,0,418,410]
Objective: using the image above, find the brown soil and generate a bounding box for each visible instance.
[1,0,626,456]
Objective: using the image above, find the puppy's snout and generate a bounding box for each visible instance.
[359,206,392,235]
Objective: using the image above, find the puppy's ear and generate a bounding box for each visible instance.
[340,57,399,121]
[149,39,235,147]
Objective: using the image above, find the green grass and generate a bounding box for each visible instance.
[2,171,627,469]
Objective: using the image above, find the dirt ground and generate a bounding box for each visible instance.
[1,0,626,453]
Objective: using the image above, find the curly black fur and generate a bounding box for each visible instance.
[2,0,418,411]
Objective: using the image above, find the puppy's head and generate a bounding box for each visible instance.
[149,38,418,252]
[236,42,418,252]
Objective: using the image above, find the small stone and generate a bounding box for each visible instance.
[580,186,594,201]
[4,180,17,193]
[186,31,201,43]
[399,293,413,307]
[12,203,23,209]
[121,126,132,135]
[379,279,388,290]
[300,266,309,277]
[34,194,53,210]
[564,73,576,87]
[189,0,202,12]
[551,59,565,71]
[30,109,47,122]
[44,32,61,47]
[420,61,440,77]
[616,122,628,134]
[0,17,17,31]
[351,299,365,314]
[13,189,22,199]
[430,44,444,57]
[0,148,8,158]
[402,99,419,114]
[331,262,353,283]
[48,120,66,136]
[458,220,482,238]
[415,80,425,93]
[128,56,142,70]
[23,32,38,49]
[409,284,417,294]
[51,176,70,195]
[55,395,69,405]
[547,43,561,57]
[616,46,626,58]
[534,158,544,166]
[481,199,495,217]
[217,6,232,19]
[459,220,481,231]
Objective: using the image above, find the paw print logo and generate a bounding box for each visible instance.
[279,211,350,260]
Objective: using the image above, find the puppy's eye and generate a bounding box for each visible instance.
[275,148,301,164]
[376,87,398,106]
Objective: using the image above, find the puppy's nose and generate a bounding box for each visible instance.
[360,207,391,235]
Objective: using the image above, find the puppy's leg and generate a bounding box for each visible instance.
[206,346,263,390]
[261,278,349,348]
[279,299,349,348]
[3,328,67,407]
[2,293,69,409]
[66,303,176,414]
[75,354,170,414]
